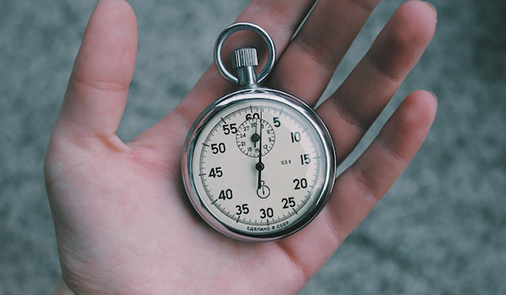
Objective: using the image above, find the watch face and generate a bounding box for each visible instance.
[183,89,335,242]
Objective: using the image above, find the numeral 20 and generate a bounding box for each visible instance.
[293,178,307,190]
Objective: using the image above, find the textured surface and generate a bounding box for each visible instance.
[1,0,505,294]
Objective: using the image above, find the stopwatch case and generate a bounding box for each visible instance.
[182,88,336,242]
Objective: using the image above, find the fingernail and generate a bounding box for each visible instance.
[428,91,438,102]
[425,2,437,16]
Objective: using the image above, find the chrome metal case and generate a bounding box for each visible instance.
[182,88,336,242]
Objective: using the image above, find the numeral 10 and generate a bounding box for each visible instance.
[291,131,301,143]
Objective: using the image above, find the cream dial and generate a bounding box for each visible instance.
[184,92,335,241]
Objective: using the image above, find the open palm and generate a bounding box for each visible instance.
[45,0,437,294]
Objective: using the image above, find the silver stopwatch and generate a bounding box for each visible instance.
[182,23,336,242]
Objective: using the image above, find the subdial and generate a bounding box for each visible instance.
[235,118,275,157]
[256,180,271,199]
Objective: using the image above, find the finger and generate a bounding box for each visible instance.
[268,0,380,105]
[324,90,437,242]
[174,0,316,127]
[55,0,137,142]
[277,90,437,280]
[317,0,437,161]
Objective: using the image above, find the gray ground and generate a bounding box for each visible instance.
[1,0,505,294]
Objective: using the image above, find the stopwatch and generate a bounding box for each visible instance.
[182,23,336,242]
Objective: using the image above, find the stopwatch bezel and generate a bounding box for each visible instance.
[182,88,336,242]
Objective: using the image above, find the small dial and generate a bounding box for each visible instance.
[256,181,271,199]
[235,118,275,157]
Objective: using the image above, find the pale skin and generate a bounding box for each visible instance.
[45,0,437,294]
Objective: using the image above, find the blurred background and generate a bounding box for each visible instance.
[1,0,504,294]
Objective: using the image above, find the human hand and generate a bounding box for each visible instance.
[45,0,437,294]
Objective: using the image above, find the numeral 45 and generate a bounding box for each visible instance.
[208,167,223,178]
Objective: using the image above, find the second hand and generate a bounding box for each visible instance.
[256,111,264,189]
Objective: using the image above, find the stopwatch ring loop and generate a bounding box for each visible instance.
[214,22,276,85]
